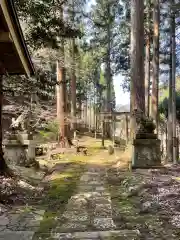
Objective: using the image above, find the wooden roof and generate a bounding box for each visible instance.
[0,0,35,76]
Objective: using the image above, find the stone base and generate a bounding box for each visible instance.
[17,132,33,143]
[3,139,36,166]
[136,133,157,139]
[132,139,161,168]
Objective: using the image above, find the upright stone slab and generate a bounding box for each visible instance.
[132,138,161,168]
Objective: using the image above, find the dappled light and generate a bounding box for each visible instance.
[0,0,180,239]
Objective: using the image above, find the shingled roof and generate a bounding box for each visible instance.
[0,0,35,76]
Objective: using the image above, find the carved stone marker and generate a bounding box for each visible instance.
[132,111,161,168]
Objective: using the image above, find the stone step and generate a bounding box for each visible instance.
[0,229,141,240]
[0,231,34,240]
[52,230,141,239]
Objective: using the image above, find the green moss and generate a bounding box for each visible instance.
[33,162,85,240]
[37,212,57,233]
[117,198,137,214]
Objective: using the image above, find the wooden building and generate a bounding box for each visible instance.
[0,0,35,171]
[0,0,34,75]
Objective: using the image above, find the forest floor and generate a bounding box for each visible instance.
[1,136,180,239]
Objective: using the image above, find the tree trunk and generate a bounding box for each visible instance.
[0,75,8,174]
[88,100,91,132]
[84,98,87,128]
[105,5,112,138]
[171,6,176,163]
[70,0,76,132]
[57,61,66,147]
[125,114,129,143]
[71,37,76,131]
[145,0,151,116]
[151,0,160,132]
[102,120,105,147]
[167,5,173,162]
[130,0,145,140]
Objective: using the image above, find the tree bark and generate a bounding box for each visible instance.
[171,6,176,163]
[105,4,112,138]
[71,37,76,131]
[151,0,160,132]
[57,60,67,147]
[145,0,151,116]
[125,114,129,143]
[167,5,173,162]
[130,0,145,140]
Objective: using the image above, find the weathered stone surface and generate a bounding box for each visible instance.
[3,137,36,166]
[88,181,103,186]
[53,230,140,240]
[99,230,140,239]
[3,141,27,166]
[93,218,116,230]
[0,227,6,232]
[93,197,111,204]
[80,174,100,182]
[60,222,88,232]
[74,231,99,239]
[94,204,112,218]
[0,231,34,240]
[95,186,105,192]
[54,165,116,235]
[63,211,89,222]
[7,209,45,231]
[0,215,9,226]
[52,232,73,239]
[67,197,88,210]
[78,185,95,192]
[133,139,161,168]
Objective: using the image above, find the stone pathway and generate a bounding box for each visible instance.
[50,164,140,239]
[0,158,140,239]
[0,206,45,239]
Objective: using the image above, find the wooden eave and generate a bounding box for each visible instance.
[0,0,35,76]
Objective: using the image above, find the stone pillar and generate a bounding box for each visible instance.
[4,132,36,166]
[132,114,161,168]
[132,138,161,168]
[4,140,27,166]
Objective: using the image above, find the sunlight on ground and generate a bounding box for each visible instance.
[34,137,109,239]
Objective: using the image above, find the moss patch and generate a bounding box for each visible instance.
[33,145,105,239]
[33,155,86,239]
